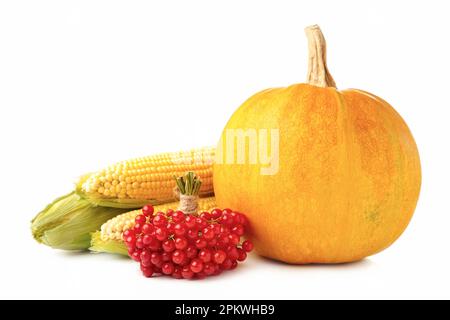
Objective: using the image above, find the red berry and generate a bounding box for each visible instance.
[210,208,222,219]
[172,266,182,279]
[148,238,161,251]
[222,208,232,215]
[213,264,222,276]
[207,238,217,247]
[231,224,244,236]
[203,262,215,276]
[134,223,143,234]
[184,215,196,229]
[190,259,204,273]
[185,245,197,259]
[135,214,146,225]
[141,266,154,277]
[142,204,154,217]
[174,237,188,250]
[162,262,175,275]
[195,217,207,229]
[221,259,233,270]
[124,234,136,244]
[237,248,247,261]
[230,260,238,270]
[142,234,153,246]
[131,251,141,262]
[213,250,227,264]
[179,256,190,266]
[200,211,211,220]
[212,224,221,235]
[122,229,135,240]
[140,250,152,266]
[181,265,194,279]
[153,267,162,274]
[174,223,186,236]
[166,208,174,215]
[162,240,175,252]
[227,246,239,260]
[161,251,172,262]
[135,237,144,249]
[172,211,185,223]
[217,233,229,246]
[196,272,207,279]
[242,240,254,252]
[195,238,207,249]
[153,214,167,227]
[172,250,186,264]
[155,227,167,241]
[228,233,240,246]
[150,252,162,266]
[142,223,154,235]
[198,249,212,263]
[202,227,214,240]
[221,212,234,225]
[166,222,175,234]
[187,229,199,240]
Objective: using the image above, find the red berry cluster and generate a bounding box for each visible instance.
[124,205,254,279]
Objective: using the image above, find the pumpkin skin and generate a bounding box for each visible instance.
[213,27,421,264]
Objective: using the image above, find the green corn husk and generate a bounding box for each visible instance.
[89,231,128,255]
[31,192,128,250]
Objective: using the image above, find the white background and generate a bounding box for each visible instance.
[1,0,449,299]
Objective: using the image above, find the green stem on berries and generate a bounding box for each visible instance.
[175,171,202,196]
[174,171,202,214]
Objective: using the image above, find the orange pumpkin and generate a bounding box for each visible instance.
[213,25,421,264]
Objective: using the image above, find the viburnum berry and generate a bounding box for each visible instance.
[174,237,188,250]
[195,238,207,249]
[161,251,172,262]
[181,265,194,279]
[172,250,186,265]
[172,211,185,223]
[142,234,153,246]
[190,258,204,273]
[213,250,227,264]
[141,266,153,278]
[184,215,196,229]
[142,223,154,235]
[210,208,222,219]
[162,239,175,252]
[127,200,254,280]
[242,240,254,252]
[237,248,247,262]
[185,245,197,259]
[135,214,146,225]
[198,248,212,263]
[172,266,183,279]
[134,223,143,234]
[142,205,154,217]
[162,262,175,275]
[152,214,167,227]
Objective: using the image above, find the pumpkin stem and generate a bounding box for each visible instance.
[305,25,336,88]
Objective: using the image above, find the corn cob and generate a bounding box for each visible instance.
[31,147,215,250]
[77,147,214,208]
[90,196,217,255]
